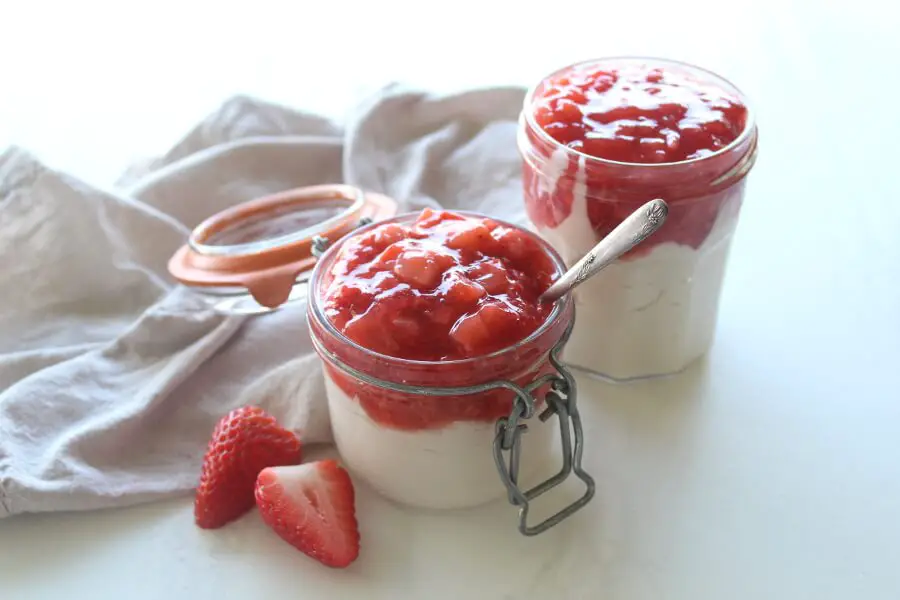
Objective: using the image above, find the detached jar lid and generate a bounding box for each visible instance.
[168,184,397,314]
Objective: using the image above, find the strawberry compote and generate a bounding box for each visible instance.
[322,208,555,363]
[519,57,758,381]
[308,209,572,509]
[532,64,747,165]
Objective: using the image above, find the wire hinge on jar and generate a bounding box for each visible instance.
[491,319,595,536]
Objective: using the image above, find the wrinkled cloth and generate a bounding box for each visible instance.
[0,86,530,518]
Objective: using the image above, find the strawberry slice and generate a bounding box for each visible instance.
[194,406,302,529]
[255,460,360,568]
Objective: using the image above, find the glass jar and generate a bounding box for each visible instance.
[518,57,759,381]
[307,212,594,535]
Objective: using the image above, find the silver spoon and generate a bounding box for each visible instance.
[539,198,669,304]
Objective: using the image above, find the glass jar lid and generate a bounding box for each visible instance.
[168,184,397,314]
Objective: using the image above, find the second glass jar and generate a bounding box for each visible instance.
[518,57,759,381]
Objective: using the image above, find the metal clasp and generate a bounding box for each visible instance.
[492,319,595,536]
[311,217,373,258]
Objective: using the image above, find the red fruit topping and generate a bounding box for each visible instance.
[533,64,747,164]
[323,208,557,361]
[524,61,751,253]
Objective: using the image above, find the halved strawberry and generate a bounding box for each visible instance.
[194,406,302,529]
[255,461,360,568]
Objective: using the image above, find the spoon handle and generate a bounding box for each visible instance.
[539,198,669,303]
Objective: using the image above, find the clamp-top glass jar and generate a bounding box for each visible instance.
[307,209,594,535]
[168,185,598,535]
[519,57,758,381]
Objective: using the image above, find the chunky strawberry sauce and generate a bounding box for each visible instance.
[312,209,571,430]
[522,60,753,254]
[323,208,556,361]
[533,64,747,164]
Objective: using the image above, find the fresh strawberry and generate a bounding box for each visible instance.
[255,460,360,568]
[194,406,302,529]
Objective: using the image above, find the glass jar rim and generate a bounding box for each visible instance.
[521,55,758,169]
[307,210,572,370]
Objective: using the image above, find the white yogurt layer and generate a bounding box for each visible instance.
[325,371,556,510]
[537,170,742,381]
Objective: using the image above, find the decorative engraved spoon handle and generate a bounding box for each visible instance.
[539,198,669,304]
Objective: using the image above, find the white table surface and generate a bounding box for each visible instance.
[2,1,899,599]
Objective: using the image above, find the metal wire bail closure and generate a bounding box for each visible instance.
[491,316,595,536]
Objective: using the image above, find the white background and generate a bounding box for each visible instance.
[2,1,900,599]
